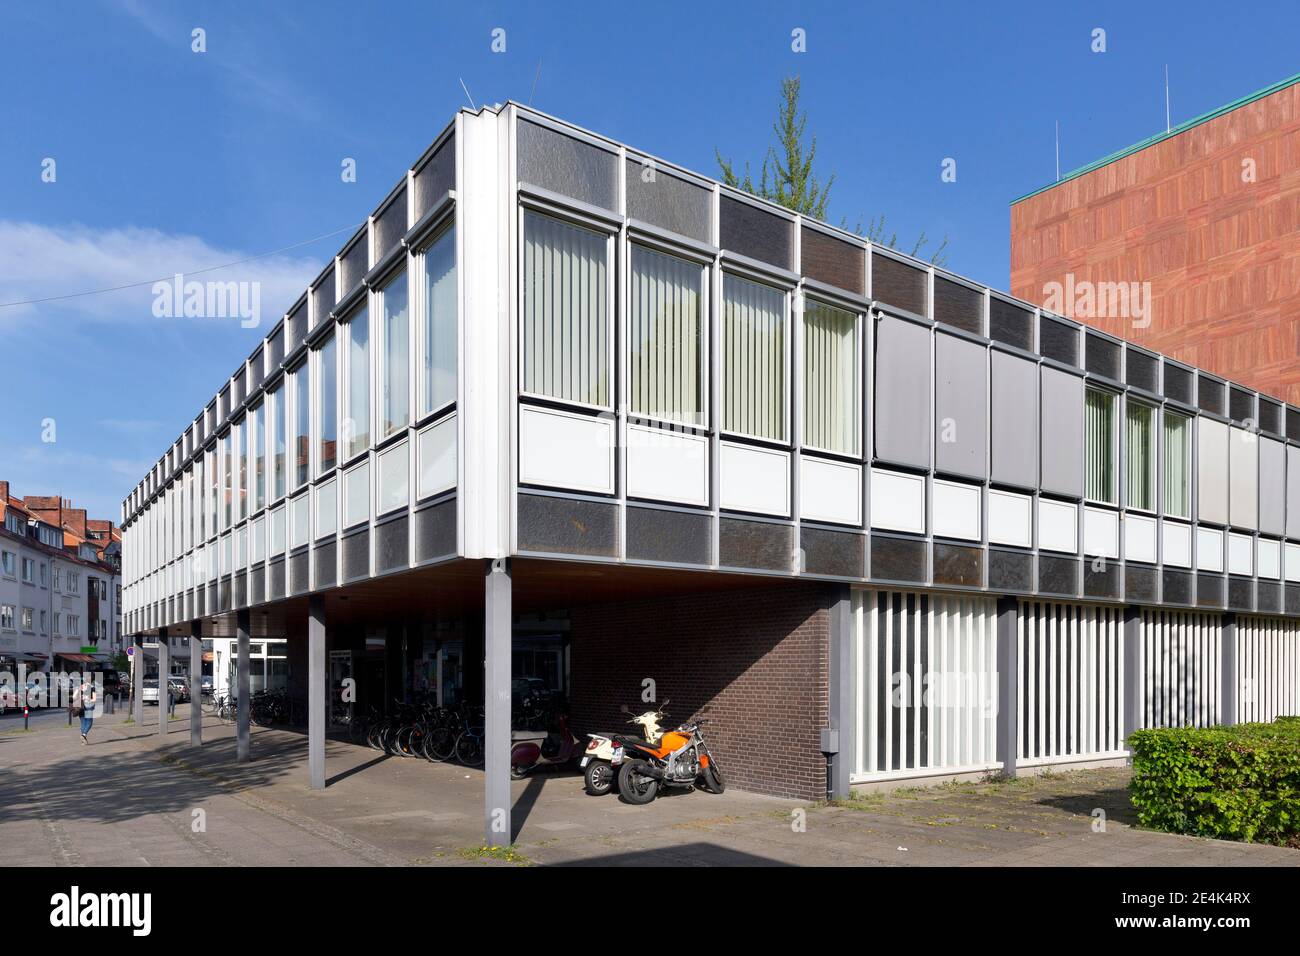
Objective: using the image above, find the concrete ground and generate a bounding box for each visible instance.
[2,705,1296,867]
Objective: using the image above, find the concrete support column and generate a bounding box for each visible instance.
[1122,606,1142,745]
[995,596,1019,777]
[825,585,854,800]
[132,634,144,726]
[1221,612,1237,726]
[158,627,169,736]
[484,559,511,847]
[236,610,251,763]
[308,595,326,790]
[189,621,202,746]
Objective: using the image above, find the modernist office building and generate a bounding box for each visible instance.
[122,103,1300,843]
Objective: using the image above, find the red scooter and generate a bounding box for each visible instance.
[510,711,584,779]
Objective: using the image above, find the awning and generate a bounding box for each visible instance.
[1,652,48,662]
[56,653,97,663]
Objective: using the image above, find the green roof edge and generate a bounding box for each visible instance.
[1010,71,1300,205]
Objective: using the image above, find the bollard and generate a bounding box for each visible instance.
[24,706,29,731]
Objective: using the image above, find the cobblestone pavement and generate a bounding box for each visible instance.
[2,707,1295,867]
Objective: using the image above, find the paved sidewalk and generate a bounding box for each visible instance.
[2,707,1296,866]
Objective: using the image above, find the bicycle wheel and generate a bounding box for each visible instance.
[425,726,455,762]
[455,732,484,767]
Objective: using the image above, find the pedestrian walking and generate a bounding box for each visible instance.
[73,678,97,744]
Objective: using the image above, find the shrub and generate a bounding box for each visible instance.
[1128,720,1300,844]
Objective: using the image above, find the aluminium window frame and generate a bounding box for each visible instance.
[719,264,794,448]
[1084,385,1120,507]
[1162,406,1194,521]
[1123,395,1158,516]
[800,292,864,460]
[414,213,458,425]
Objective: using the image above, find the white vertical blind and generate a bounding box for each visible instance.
[1140,609,1221,728]
[1163,410,1191,518]
[723,274,786,441]
[629,244,703,426]
[1236,616,1300,723]
[381,270,410,438]
[1125,400,1154,511]
[522,211,609,407]
[803,300,858,454]
[422,224,457,415]
[1085,387,1116,504]
[344,309,370,460]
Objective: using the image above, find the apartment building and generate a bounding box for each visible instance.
[121,104,1300,843]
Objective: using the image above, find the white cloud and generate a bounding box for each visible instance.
[0,219,323,328]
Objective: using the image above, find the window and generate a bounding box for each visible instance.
[1125,400,1156,512]
[344,307,370,459]
[52,566,60,590]
[3,513,21,535]
[252,401,266,512]
[804,300,860,455]
[221,431,233,528]
[521,211,610,407]
[67,572,79,595]
[0,605,13,630]
[40,610,47,633]
[270,385,286,501]
[1,551,13,576]
[379,269,411,439]
[20,607,33,632]
[421,224,457,415]
[1164,410,1192,519]
[20,558,34,583]
[39,562,47,586]
[1085,387,1117,504]
[207,447,218,536]
[68,615,79,637]
[722,274,787,441]
[236,419,247,521]
[53,612,60,635]
[317,333,337,474]
[629,244,705,426]
[291,362,310,488]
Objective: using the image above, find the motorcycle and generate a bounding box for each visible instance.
[510,711,584,779]
[616,710,726,805]
[580,702,668,796]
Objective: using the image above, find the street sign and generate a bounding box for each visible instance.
[126,647,134,656]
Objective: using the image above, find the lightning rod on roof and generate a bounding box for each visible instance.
[1055,121,1060,182]
[1165,65,1171,133]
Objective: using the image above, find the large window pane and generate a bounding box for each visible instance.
[318,334,337,474]
[629,245,703,426]
[723,274,786,441]
[236,420,247,521]
[1164,411,1192,518]
[292,362,310,488]
[221,432,232,529]
[422,225,457,414]
[1085,387,1116,504]
[345,307,370,460]
[521,211,609,407]
[270,385,286,501]
[381,270,410,437]
[803,300,858,454]
[252,401,266,512]
[1125,400,1155,511]
[207,448,217,535]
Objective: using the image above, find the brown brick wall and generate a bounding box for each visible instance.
[569,582,833,801]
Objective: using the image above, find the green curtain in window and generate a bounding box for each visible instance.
[1164,412,1191,518]
[629,245,703,426]
[1085,388,1116,504]
[723,274,786,441]
[1125,401,1154,510]
[803,301,858,454]
[522,211,609,407]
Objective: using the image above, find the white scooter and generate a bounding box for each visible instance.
[579,702,669,796]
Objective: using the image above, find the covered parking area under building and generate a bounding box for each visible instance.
[135,557,847,845]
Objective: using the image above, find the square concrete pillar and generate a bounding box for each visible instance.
[995,596,1019,777]
[308,595,326,790]
[825,585,854,799]
[190,621,203,746]
[484,559,512,846]
[236,610,251,763]
[1221,612,1237,726]
[1122,605,1142,744]
[132,634,144,726]
[158,627,169,736]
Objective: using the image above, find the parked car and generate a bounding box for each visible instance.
[99,671,126,697]
[142,678,159,705]
[200,675,214,697]
[168,677,191,703]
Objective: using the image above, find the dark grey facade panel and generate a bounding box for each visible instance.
[311,266,336,328]
[1038,316,1078,366]
[517,119,617,211]
[869,535,927,584]
[415,500,457,562]
[626,506,712,566]
[988,297,1033,351]
[988,548,1033,592]
[932,276,982,335]
[1125,564,1158,603]
[718,517,792,572]
[871,252,926,317]
[1037,555,1078,596]
[373,187,408,264]
[1197,573,1224,609]
[313,541,337,589]
[1084,331,1121,380]
[1083,560,1121,599]
[339,234,368,298]
[801,527,864,578]
[932,542,981,588]
[1125,348,1158,393]
[376,516,409,573]
[934,332,987,478]
[800,226,864,295]
[873,315,931,468]
[1162,568,1192,605]
[1198,377,1225,416]
[1229,386,1254,424]
[1257,581,1281,614]
[518,494,619,558]
[1163,362,1194,405]
[343,529,370,581]
[990,351,1038,487]
[1039,366,1083,498]
[719,196,794,270]
[625,160,712,244]
[413,134,455,220]
[1259,437,1285,537]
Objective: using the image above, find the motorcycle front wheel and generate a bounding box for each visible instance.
[583,760,615,796]
[617,759,659,805]
[700,759,726,794]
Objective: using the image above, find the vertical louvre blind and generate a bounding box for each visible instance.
[723,274,786,441]
[629,245,703,426]
[522,211,609,407]
[1018,601,1125,763]
[1141,610,1221,728]
[1125,401,1154,511]
[1085,388,1116,503]
[422,225,457,415]
[1163,411,1191,518]
[803,300,858,454]
[852,590,999,779]
[1236,616,1300,723]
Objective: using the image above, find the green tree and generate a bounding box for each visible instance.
[716,75,948,266]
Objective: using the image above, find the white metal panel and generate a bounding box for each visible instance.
[417,415,457,500]
[1038,498,1078,554]
[931,478,980,541]
[719,442,790,516]
[1124,513,1158,564]
[519,404,615,495]
[1197,417,1229,525]
[869,468,925,534]
[1163,520,1192,568]
[627,424,710,507]
[1236,616,1300,723]
[1227,532,1253,576]
[988,489,1031,548]
[1286,543,1300,583]
[1140,609,1221,728]
[799,456,862,525]
[1258,538,1281,580]
[1229,426,1258,531]
[1195,526,1224,572]
[1083,506,1119,560]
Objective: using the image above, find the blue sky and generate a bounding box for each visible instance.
[2,0,1298,521]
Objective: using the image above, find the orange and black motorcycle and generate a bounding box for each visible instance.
[613,705,725,805]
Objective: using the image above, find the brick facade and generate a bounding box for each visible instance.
[569,582,833,800]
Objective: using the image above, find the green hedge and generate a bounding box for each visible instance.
[1128,719,1300,844]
